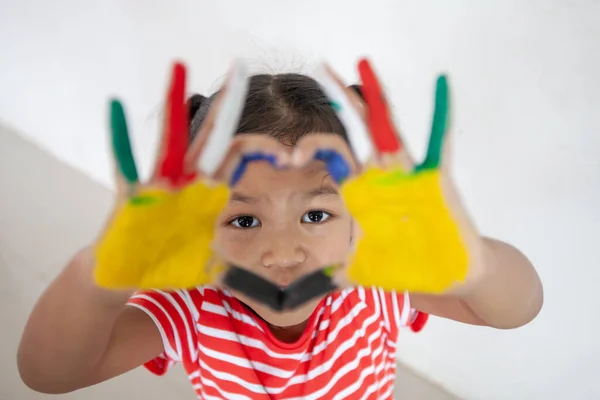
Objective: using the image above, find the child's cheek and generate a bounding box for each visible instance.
[212,227,255,264]
[306,217,354,265]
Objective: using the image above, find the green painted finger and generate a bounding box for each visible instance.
[110,99,139,184]
[417,75,450,171]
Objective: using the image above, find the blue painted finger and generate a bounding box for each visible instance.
[314,149,351,184]
[230,152,278,186]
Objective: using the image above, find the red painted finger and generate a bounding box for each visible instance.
[357,58,402,153]
[159,62,189,185]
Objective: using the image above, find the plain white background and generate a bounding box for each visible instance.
[1,0,599,398]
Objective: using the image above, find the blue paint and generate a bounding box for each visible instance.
[229,150,350,187]
[230,152,278,186]
[314,149,351,183]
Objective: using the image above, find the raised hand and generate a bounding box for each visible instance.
[315,60,481,294]
[94,62,249,290]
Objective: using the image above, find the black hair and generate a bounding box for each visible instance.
[187,74,364,146]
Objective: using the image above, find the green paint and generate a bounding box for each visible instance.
[330,101,342,111]
[111,99,139,184]
[416,75,449,172]
[323,265,336,277]
[129,194,161,206]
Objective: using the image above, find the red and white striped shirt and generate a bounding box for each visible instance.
[128,286,427,399]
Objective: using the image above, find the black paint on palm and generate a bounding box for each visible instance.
[223,266,338,312]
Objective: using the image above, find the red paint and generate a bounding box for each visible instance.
[159,62,189,185]
[357,59,402,153]
[410,312,429,333]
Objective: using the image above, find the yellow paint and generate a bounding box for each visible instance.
[94,181,229,289]
[341,167,468,294]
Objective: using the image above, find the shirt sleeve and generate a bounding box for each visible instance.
[127,288,204,375]
[365,287,429,340]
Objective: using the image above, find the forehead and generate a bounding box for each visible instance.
[233,160,332,193]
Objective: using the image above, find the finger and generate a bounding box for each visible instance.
[110,99,139,188]
[192,61,249,177]
[154,62,189,185]
[417,75,450,171]
[216,134,291,186]
[291,133,358,184]
[313,149,352,184]
[357,59,415,171]
[322,66,367,119]
[229,152,277,186]
[184,92,222,171]
[314,63,373,166]
[357,58,402,154]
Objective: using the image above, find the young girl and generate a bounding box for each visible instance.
[17,60,543,399]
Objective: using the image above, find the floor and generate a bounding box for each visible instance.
[0,124,457,399]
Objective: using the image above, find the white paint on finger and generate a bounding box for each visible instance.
[314,64,373,165]
[198,60,250,176]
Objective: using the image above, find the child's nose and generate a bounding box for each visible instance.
[261,237,307,270]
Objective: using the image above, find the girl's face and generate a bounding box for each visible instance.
[214,158,353,328]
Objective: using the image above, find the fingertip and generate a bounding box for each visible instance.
[357,58,373,78]
[433,73,450,130]
[435,74,450,111]
[357,58,378,90]
[314,149,351,184]
[110,98,124,113]
[436,75,449,106]
[169,62,187,104]
[274,151,291,168]
[228,59,249,85]
[314,63,373,165]
[291,148,307,166]
[357,57,369,68]
[109,99,126,136]
[436,74,448,87]
[172,62,187,85]
[229,152,278,187]
[168,61,187,121]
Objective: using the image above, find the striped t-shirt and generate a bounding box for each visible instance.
[128,286,427,399]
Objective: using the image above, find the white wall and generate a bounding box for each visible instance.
[1,0,599,398]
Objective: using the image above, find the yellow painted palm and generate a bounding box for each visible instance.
[94,62,247,290]
[318,59,472,294]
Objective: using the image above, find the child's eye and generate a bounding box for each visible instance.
[230,215,261,229]
[301,210,332,224]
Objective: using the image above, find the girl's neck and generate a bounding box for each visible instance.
[242,302,309,343]
[266,320,309,343]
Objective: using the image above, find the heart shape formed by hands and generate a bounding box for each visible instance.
[94,58,473,310]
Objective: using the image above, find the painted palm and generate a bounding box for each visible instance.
[318,60,470,294]
[94,63,247,289]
